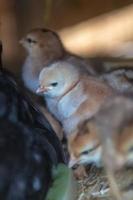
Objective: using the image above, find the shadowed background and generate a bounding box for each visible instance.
[0,0,133,72]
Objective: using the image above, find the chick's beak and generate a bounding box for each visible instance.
[19,38,25,45]
[36,86,49,94]
[36,86,45,94]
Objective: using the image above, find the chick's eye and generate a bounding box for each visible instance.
[51,82,58,87]
[81,145,99,155]
[26,38,37,44]
[26,38,32,43]
[81,150,89,155]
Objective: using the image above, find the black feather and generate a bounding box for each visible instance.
[0,42,65,199]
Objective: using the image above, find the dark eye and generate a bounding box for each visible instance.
[51,82,58,87]
[81,150,89,155]
[26,38,37,44]
[81,144,99,155]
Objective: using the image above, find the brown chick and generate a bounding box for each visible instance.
[37,61,113,136]
[68,119,102,168]
[20,28,102,93]
[94,94,133,200]
[68,113,119,186]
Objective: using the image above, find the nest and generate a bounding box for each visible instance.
[76,165,133,200]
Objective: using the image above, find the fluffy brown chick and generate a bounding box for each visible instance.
[68,94,133,199]
[68,120,102,168]
[37,61,113,136]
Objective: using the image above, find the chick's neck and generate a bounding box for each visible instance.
[58,79,81,101]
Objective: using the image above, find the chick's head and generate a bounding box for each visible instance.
[37,62,80,98]
[20,28,63,56]
[68,120,102,168]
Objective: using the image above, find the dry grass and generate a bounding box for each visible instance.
[76,165,133,200]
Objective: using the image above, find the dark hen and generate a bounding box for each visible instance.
[0,43,65,200]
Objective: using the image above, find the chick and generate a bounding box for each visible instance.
[68,94,133,199]
[21,28,101,93]
[68,120,102,168]
[37,61,113,136]
[100,67,133,93]
[68,94,133,169]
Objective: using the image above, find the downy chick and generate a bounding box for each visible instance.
[68,94,133,169]
[21,28,101,93]
[69,95,133,199]
[68,120,102,168]
[37,61,113,136]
